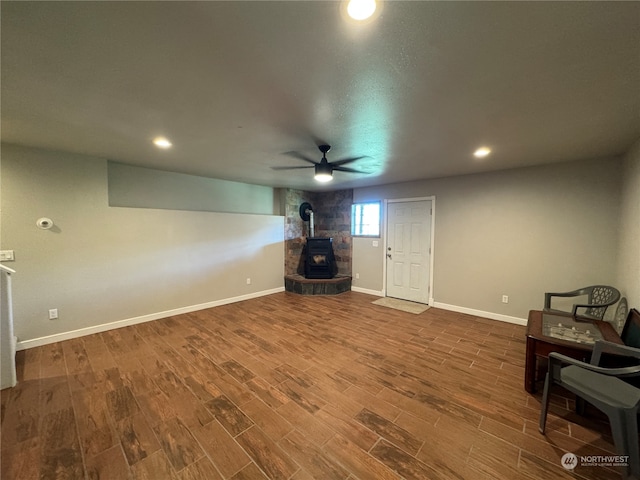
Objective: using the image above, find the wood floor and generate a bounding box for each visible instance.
[1,291,624,480]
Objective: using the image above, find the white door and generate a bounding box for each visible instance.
[386,200,431,304]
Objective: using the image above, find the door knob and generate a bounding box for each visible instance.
[387,253,392,259]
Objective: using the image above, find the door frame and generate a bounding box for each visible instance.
[382,196,436,305]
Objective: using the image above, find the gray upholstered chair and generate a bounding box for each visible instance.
[544,285,621,320]
[539,340,640,480]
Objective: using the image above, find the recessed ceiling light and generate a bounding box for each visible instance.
[474,147,491,158]
[153,137,172,149]
[347,0,376,21]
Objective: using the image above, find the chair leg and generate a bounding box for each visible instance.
[576,397,586,416]
[623,410,640,480]
[539,371,552,434]
[607,409,640,480]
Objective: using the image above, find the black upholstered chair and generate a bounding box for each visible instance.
[621,308,640,349]
[544,285,621,320]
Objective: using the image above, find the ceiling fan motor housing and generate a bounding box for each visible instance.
[315,162,332,176]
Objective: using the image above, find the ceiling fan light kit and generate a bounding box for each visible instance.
[314,164,333,182]
[314,144,333,182]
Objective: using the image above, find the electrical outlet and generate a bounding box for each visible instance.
[246,278,251,285]
[0,250,15,261]
[502,295,509,304]
[49,308,58,320]
[355,273,360,279]
[372,240,379,247]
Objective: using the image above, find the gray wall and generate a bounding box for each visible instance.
[617,139,640,307]
[108,161,280,215]
[353,157,623,320]
[1,144,284,345]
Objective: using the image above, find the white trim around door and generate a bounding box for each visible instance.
[383,196,435,305]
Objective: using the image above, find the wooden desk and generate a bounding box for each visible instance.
[525,310,623,393]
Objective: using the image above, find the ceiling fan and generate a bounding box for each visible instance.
[272,144,368,183]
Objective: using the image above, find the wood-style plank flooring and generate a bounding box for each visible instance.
[1,292,624,479]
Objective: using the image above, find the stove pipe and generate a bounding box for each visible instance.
[299,202,315,238]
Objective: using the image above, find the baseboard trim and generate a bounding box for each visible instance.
[350,286,384,297]
[16,287,285,351]
[432,302,527,326]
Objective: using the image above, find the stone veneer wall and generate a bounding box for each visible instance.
[284,188,353,276]
[306,190,353,276]
[284,189,308,276]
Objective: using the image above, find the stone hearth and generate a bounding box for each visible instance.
[284,274,351,296]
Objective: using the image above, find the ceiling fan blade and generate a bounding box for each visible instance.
[282,151,318,165]
[271,165,315,170]
[330,155,368,166]
[333,166,371,174]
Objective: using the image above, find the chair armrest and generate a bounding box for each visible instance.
[572,299,620,314]
[544,289,584,309]
[549,351,640,378]
[571,303,604,317]
[591,340,640,365]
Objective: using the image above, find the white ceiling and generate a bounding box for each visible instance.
[2,1,639,191]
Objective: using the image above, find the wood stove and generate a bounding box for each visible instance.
[304,238,336,279]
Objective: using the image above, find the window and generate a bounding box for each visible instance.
[351,202,381,237]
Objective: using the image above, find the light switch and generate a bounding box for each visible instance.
[0,250,15,261]
[372,240,379,247]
